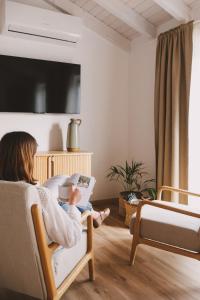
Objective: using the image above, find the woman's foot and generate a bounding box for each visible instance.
[93,208,110,228]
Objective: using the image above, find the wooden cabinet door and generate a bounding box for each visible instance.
[52,154,92,177]
[33,155,51,184]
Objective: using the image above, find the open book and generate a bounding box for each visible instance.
[43,173,96,207]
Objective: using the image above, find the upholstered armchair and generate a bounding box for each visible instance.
[0,181,94,300]
[130,186,200,265]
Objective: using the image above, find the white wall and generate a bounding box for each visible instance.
[0,5,130,200]
[128,37,157,179]
[79,29,130,199]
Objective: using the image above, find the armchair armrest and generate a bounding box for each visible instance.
[81,211,93,253]
[32,203,94,297]
[137,199,200,219]
[48,210,92,253]
[81,210,92,223]
[157,185,200,200]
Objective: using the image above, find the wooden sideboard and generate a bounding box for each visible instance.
[33,151,92,184]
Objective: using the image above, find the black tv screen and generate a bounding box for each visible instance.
[0,54,81,113]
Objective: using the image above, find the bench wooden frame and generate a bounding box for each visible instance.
[130,186,200,265]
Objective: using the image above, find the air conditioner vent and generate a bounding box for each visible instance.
[1,0,82,44]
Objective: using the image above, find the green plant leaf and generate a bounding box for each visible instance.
[142,187,157,200]
[106,160,156,194]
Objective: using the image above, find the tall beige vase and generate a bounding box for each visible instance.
[67,118,81,152]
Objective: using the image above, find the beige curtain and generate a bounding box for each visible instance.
[154,22,193,203]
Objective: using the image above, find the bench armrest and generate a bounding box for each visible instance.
[157,185,200,200]
[137,199,200,219]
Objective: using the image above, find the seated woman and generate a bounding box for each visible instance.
[0,132,110,247]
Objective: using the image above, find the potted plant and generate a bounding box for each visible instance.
[107,160,156,218]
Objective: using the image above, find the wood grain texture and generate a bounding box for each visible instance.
[33,155,49,184]
[34,151,92,184]
[52,154,91,177]
[31,204,58,300]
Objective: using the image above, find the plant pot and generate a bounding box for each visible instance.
[118,191,142,217]
[120,191,142,201]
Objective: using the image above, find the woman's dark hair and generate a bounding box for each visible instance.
[0,131,37,184]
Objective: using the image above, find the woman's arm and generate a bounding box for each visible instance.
[37,186,82,248]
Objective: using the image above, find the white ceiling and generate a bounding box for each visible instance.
[70,0,172,40]
[11,0,200,50]
[57,0,200,39]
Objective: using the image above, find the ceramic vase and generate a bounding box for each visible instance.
[67,118,81,152]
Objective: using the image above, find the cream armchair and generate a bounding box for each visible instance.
[130,186,200,265]
[0,181,94,300]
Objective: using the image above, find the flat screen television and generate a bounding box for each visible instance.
[0,54,81,113]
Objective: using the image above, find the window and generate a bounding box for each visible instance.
[189,22,200,206]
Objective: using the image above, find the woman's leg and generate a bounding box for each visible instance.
[76,202,110,222]
[59,200,110,227]
[92,208,110,228]
[76,202,93,213]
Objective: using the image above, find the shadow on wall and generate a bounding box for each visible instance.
[49,123,63,151]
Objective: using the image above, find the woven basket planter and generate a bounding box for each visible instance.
[118,197,138,226]
[124,201,138,227]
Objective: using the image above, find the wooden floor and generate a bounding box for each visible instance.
[1,204,200,300]
[62,203,200,300]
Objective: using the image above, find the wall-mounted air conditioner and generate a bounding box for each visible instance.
[0,0,82,44]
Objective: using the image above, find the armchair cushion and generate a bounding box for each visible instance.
[52,230,87,287]
[130,200,200,252]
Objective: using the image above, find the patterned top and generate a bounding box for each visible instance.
[37,186,82,248]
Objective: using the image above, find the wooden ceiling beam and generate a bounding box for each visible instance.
[93,0,156,38]
[153,0,191,21]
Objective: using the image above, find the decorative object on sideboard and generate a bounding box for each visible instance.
[67,118,82,152]
[107,160,156,218]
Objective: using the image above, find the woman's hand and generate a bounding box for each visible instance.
[68,185,81,205]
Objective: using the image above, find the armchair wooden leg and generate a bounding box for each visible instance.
[88,257,95,281]
[130,202,142,265]
[130,236,139,265]
[87,215,95,281]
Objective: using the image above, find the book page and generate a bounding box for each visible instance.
[43,174,96,207]
[43,175,69,200]
[59,174,96,206]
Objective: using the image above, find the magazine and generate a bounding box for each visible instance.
[43,173,96,206]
